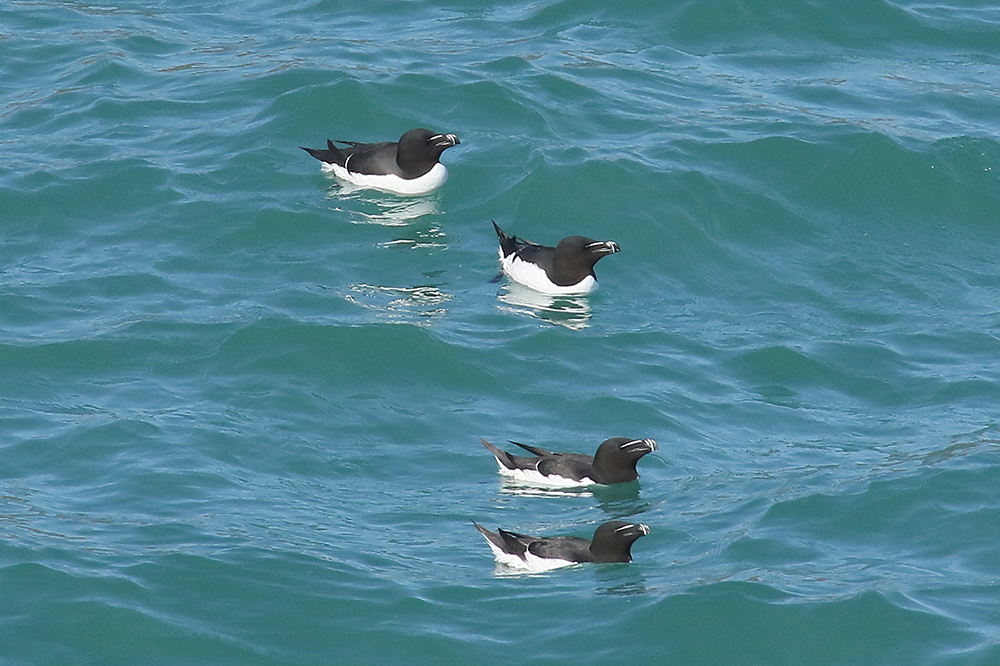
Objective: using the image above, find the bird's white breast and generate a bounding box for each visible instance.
[493,460,596,488]
[483,540,578,572]
[499,252,598,295]
[324,162,448,195]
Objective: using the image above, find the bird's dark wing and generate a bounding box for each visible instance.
[497,528,532,559]
[337,141,403,176]
[301,139,347,167]
[536,453,596,482]
[474,523,518,556]
[512,243,556,275]
[527,536,593,563]
[510,441,551,457]
[480,438,538,471]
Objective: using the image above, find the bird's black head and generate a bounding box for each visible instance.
[549,236,620,285]
[556,236,620,259]
[395,128,460,174]
[592,437,658,483]
[589,520,650,563]
[397,128,460,160]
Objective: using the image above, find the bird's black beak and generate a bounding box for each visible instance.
[622,438,657,454]
[587,240,620,255]
[616,523,650,537]
[431,133,460,148]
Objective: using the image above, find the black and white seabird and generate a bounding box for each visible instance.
[473,520,649,571]
[301,128,460,195]
[481,437,657,488]
[492,221,620,295]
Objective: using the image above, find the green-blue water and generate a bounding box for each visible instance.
[3,1,1000,664]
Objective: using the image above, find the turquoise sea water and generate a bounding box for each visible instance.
[3,0,1000,663]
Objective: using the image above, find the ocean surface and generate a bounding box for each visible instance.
[2,0,1000,664]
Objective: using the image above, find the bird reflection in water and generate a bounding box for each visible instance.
[496,281,593,330]
[327,182,441,227]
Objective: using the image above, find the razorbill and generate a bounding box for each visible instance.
[301,128,460,195]
[492,221,620,295]
[473,520,649,571]
[481,437,657,488]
